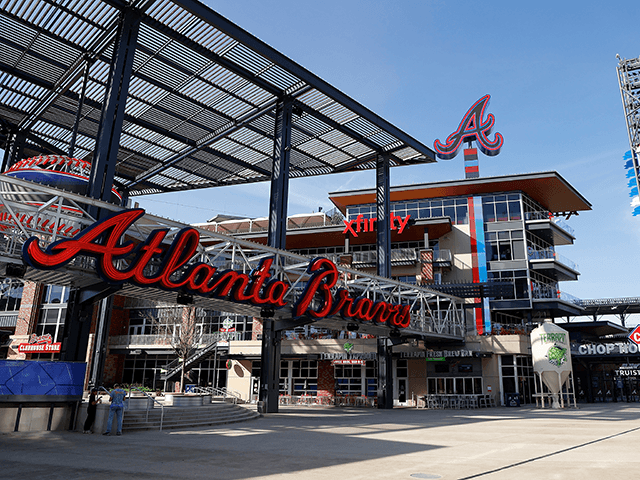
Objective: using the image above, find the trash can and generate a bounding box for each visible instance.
[505,392,520,407]
[185,384,195,393]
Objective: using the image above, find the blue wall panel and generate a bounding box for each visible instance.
[0,360,86,396]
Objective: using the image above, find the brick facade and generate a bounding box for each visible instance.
[7,281,42,360]
[252,317,263,341]
[317,360,335,397]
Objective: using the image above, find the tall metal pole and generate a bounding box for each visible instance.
[88,7,139,206]
[375,153,394,408]
[260,98,292,413]
[376,154,391,278]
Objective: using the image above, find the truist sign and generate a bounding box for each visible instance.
[343,213,410,237]
[22,209,411,329]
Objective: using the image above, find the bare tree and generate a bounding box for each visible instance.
[142,305,201,392]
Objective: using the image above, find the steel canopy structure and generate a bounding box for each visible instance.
[0,0,443,413]
[0,174,465,340]
[0,0,435,197]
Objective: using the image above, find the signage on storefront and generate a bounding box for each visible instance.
[575,342,640,356]
[17,333,61,353]
[331,359,365,366]
[22,209,412,329]
[615,365,640,377]
[433,94,503,160]
[426,349,474,359]
[321,352,376,360]
[629,325,640,345]
[342,213,411,237]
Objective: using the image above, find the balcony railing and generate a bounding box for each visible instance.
[352,248,418,264]
[199,208,344,235]
[109,332,245,347]
[350,248,451,265]
[527,248,579,272]
[524,211,575,237]
[432,249,452,264]
[531,280,559,300]
[0,313,18,327]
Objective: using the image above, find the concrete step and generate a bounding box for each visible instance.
[124,410,258,425]
[121,403,260,432]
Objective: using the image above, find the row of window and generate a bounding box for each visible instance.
[482,194,522,222]
[346,194,526,226]
[347,198,470,225]
[122,355,228,390]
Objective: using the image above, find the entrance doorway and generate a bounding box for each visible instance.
[395,359,408,405]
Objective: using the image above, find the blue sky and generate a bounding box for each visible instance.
[137,0,640,305]
[0,1,634,306]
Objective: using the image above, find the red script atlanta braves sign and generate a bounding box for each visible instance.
[22,209,411,328]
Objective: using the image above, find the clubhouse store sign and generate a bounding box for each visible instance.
[21,209,412,329]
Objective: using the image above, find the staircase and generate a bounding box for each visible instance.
[160,340,220,382]
[122,403,260,432]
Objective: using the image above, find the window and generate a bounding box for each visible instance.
[486,230,526,261]
[487,270,530,299]
[482,194,522,223]
[280,360,318,396]
[346,197,469,224]
[500,355,535,404]
[427,377,483,394]
[334,360,377,396]
[0,278,23,312]
[32,285,69,359]
[42,285,69,304]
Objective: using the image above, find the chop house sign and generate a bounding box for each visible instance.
[22,209,411,329]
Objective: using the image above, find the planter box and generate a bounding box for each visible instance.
[126,396,155,411]
[164,394,209,407]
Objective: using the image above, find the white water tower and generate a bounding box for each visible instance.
[530,320,575,408]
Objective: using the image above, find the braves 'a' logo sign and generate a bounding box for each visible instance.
[434,94,503,160]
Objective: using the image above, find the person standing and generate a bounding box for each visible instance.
[83,388,101,433]
[103,384,127,436]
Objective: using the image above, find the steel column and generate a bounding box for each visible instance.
[259,317,281,414]
[3,130,26,170]
[376,154,391,278]
[377,337,394,409]
[89,296,113,387]
[59,289,95,363]
[260,98,293,413]
[88,8,139,205]
[60,284,121,363]
[267,98,293,250]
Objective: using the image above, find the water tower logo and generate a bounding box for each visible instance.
[540,332,568,367]
[546,345,568,368]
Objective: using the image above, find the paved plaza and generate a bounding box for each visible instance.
[1,403,639,479]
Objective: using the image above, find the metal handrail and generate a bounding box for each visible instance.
[126,386,166,432]
[194,386,242,404]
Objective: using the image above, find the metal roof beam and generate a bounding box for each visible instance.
[139,14,283,98]
[124,96,283,189]
[172,0,435,159]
